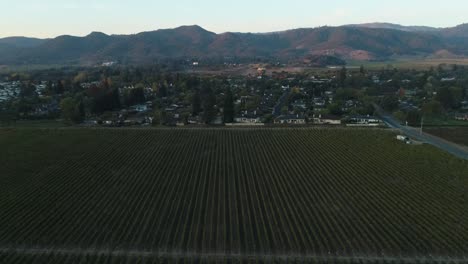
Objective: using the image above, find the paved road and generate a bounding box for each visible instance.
[373,104,468,160]
[272,88,290,116]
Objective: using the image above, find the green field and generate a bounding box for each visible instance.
[1,128,468,264]
[347,58,468,70]
[425,127,468,146]
[0,119,67,128]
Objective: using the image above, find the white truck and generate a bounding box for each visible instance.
[396,135,411,144]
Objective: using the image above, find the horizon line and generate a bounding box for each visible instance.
[1,22,467,40]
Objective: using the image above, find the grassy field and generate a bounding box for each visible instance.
[425,127,468,146]
[0,119,67,128]
[422,117,468,127]
[1,128,467,264]
[348,58,468,70]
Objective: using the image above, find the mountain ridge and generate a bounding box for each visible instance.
[1,24,468,65]
[346,22,442,32]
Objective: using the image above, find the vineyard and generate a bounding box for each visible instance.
[425,127,468,147]
[1,128,468,264]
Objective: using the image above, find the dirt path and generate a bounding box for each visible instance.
[1,247,467,263]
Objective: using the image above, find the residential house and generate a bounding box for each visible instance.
[234,115,262,124]
[130,104,150,113]
[454,113,468,121]
[441,77,456,82]
[291,100,307,111]
[313,114,342,125]
[274,114,306,125]
[188,116,201,125]
[372,76,380,84]
[399,101,419,112]
[461,101,468,111]
[348,115,381,126]
[234,111,262,124]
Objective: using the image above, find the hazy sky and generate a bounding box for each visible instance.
[1,0,467,38]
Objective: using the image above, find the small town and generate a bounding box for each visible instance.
[1,64,467,129]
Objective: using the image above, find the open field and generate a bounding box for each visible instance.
[1,128,468,263]
[348,58,468,70]
[423,118,468,127]
[182,58,468,76]
[0,119,67,128]
[425,127,468,147]
[3,57,468,76]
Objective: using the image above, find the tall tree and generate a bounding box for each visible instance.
[338,66,347,88]
[55,80,64,94]
[422,100,443,116]
[437,87,454,110]
[192,89,201,116]
[406,110,422,126]
[158,84,168,98]
[203,87,216,124]
[152,110,167,126]
[111,88,121,110]
[380,95,399,112]
[20,82,36,98]
[60,97,85,124]
[125,87,145,106]
[223,88,234,123]
[359,65,365,75]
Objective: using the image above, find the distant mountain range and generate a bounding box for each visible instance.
[1,23,468,66]
[346,23,442,32]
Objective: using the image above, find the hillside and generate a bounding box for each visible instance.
[1,24,468,65]
[0,37,46,48]
[347,22,441,32]
[1,128,467,263]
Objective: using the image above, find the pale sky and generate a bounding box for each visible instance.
[1,0,467,38]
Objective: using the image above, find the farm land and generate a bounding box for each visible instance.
[1,128,468,263]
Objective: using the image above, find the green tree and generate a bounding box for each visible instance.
[192,90,201,116]
[20,82,37,98]
[91,88,121,113]
[44,80,54,96]
[422,100,443,116]
[437,87,453,110]
[393,110,406,123]
[55,80,65,94]
[338,66,347,87]
[263,114,273,123]
[152,110,161,126]
[203,87,216,124]
[328,102,344,116]
[406,110,422,126]
[0,108,17,125]
[449,86,463,109]
[152,110,168,126]
[158,84,168,98]
[380,95,399,112]
[335,88,358,101]
[60,97,85,124]
[125,87,145,106]
[357,103,375,116]
[359,65,365,75]
[223,88,234,123]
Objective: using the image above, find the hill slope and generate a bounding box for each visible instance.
[347,22,441,32]
[1,24,468,65]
